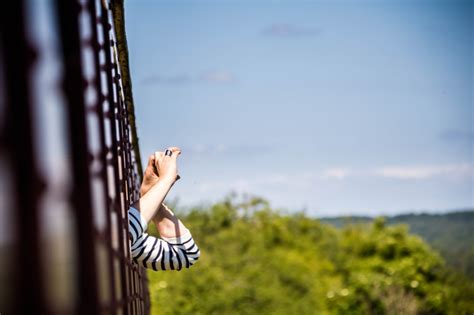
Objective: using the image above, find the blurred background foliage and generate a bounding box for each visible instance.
[147,195,474,315]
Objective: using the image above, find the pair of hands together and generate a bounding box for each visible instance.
[140,146,181,196]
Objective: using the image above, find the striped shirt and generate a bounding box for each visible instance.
[128,207,200,271]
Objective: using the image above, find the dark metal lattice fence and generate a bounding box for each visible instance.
[0,0,149,314]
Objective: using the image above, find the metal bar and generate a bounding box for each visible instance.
[88,0,118,308]
[0,1,46,314]
[53,0,100,313]
[98,2,133,313]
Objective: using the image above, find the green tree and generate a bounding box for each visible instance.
[147,195,474,315]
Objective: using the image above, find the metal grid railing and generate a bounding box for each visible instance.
[0,0,149,314]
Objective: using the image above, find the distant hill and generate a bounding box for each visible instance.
[319,210,474,279]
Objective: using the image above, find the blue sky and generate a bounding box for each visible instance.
[125,0,473,216]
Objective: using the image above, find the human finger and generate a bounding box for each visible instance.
[165,147,181,159]
[147,155,155,167]
[164,147,176,158]
[154,151,164,165]
[168,146,181,153]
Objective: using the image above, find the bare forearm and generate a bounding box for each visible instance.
[132,178,174,224]
[153,203,189,238]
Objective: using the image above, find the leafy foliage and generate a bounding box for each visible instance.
[321,211,474,279]
[147,196,474,315]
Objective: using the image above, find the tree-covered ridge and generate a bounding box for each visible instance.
[147,197,474,315]
[321,211,474,279]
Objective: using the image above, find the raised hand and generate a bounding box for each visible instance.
[140,147,182,196]
[140,155,160,196]
[154,146,181,184]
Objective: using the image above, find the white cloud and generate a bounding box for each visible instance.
[178,163,473,212]
[191,173,300,195]
[374,164,474,180]
[184,143,273,157]
[141,74,191,85]
[199,71,235,83]
[319,164,474,180]
[322,168,351,179]
[141,71,236,86]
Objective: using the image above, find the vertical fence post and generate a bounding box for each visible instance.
[0,1,46,314]
[53,0,100,313]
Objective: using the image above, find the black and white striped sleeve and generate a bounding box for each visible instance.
[127,207,200,271]
[128,207,148,245]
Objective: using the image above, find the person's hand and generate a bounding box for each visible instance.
[140,147,182,196]
[140,155,160,196]
[154,146,181,185]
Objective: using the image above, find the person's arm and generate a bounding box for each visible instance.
[128,208,200,270]
[138,152,190,238]
[153,203,189,238]
[128,148,200,270]
[131,177,174,224]
[128,200,191,249]
[131,148,180,224]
